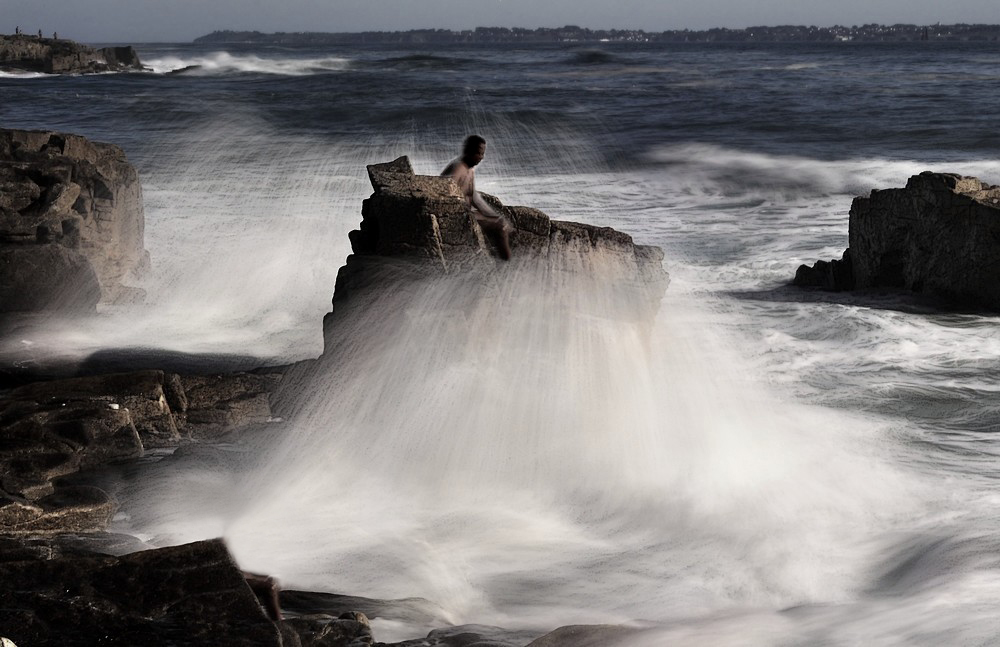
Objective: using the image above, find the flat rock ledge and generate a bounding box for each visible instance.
[0,34,145,74]
[1,128,150,311]
[794,172,1000,309]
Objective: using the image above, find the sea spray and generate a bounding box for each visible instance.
[113,254,928,638]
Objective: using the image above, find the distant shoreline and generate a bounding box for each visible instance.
[194,23,1000,45]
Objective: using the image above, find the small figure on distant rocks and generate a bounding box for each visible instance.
[442,135,512,260]
[53,32,58,40]
[37,29,42,38]
[14,26,20,35]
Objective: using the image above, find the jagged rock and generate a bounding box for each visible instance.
[281,612,374,647]
[2,485,114,534]
[0,538,283,647]
[793,248,854,291]
[0,34,146,74]
[0,242,102,311]
[0,128,149,311]
[321,156,668,355]
[0,389,143,509]
[794,172,1000,308]
[7,370,183,447]
[0,366,283,536]
[178,373,279,435]
[99,46,143,69]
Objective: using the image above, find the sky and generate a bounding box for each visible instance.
[4,0,999,43]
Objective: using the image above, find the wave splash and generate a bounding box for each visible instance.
[143,51,351,75]
[111,259,930,639]
[644,143,1000,200]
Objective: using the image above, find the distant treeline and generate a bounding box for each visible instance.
[195,24,1000,45]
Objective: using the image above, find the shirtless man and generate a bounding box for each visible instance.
[442,135,512,260]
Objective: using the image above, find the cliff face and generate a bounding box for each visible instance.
[850,172,1000,304]
[0,34,144,74]
[0,129,149,311]
[794,172,1000,309]
[322,156,668,357]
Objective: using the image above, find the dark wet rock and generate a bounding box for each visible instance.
[0,128,149,311]
[0,34,146,74]
[1,485,114,534]
[280,589,452,629]
[281,612,374,646]
[525,624,642,646]
[7,370,182,447]
[388,624,539,647]
[0,242,102,312]
[794,172,1000,308]
[0,368,281,534]
[0,537,283,647]
[177,372,279,434]
[793,248,854,291]
[321,156,668,356]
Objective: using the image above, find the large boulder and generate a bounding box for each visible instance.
[0,538,283,647]
[794,172,1000,308]
[322,157,669,356]
[0,34,146,74]
[0,128,149,311]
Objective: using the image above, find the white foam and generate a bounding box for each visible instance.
[143,51,351,75]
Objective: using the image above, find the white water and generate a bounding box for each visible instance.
[70,130,1000,644]
[143,51,352,75]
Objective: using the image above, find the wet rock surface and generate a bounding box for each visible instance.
[323,156,668,356]
[0,128,149,311]
[0,537,283,647]
[0,153,669,646]
[794,172,1000,309]
[0,34,145,74]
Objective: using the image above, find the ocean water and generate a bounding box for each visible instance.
[4,41,1000,644]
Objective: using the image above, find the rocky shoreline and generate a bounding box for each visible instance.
[0,34,145,75]
[0,131,669,646]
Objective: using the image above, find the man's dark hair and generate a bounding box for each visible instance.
[463,135,487,156]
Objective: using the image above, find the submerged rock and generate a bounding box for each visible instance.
[794,172,1000,308]
[0,128,150,311]
[0,34,145,74]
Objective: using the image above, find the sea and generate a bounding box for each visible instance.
[3,40,1000,645]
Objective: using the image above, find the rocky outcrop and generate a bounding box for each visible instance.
[0,369,280,535]
[0,34,145,74]
[323,156,668,355]
[794,172,1000,308]
[0,538,283,647]
[0,128,150,311]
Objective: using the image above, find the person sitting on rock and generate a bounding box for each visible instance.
[442,134,512,260]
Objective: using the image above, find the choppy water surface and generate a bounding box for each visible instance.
[4,40,1000,644]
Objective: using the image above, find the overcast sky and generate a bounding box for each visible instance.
[5,0,999,43]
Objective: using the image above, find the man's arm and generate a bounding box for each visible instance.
[471,191,500,219]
